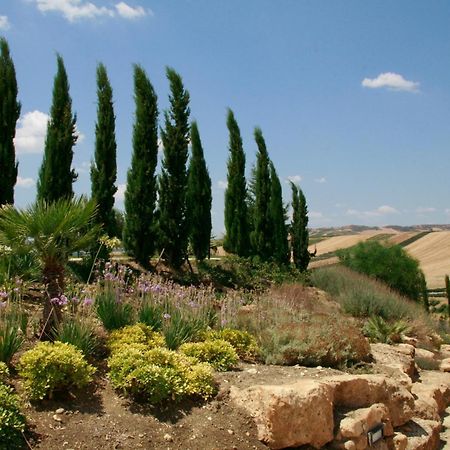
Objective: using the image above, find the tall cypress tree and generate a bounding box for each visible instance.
[186,121,212,261]
[0,38,20,206]
[91,63,117,237]
[269,162,289,265]
[37,54,77,202]
[223,109,249,256]
[251,127,272,260]
[290,182,310,271]
[123,65,159,268]
[158,67,190,268]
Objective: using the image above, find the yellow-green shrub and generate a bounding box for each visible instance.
[0,362,8,384]
[0,383,26,449]
[204,328,259,359]
[18,341,96,400]
[179,339,238,371]
[108,346,216,404]
[108,323,165,353]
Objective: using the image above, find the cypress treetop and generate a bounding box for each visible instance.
[91,63,117,237]
[37,54,77,203]
[223,109,249,256]
[0,37,20,206]
[290,182,310,271]
[123,65,159,268]
[186,121,212,261]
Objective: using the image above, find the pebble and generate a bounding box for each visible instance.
[246,368,258,374]
[56,408,65,414]
[53,414,63,422]
[227,429,234,435]
[163,433,173,442]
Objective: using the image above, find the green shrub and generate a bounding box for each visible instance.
[108,346,216,404]
[53,317,98,357]
[179,339,238,371]
[311,266,422,320]
[162,312,207,350]
[0,319,24,365]
[18,341,96,400]
[0,362,9,383]
[363,316,410,344]
[0,383,26,450]
[96,288,133,331]
[108,323,165,353]
[337,241,426,302]
[204,328,259,359]
[138,303,163,331]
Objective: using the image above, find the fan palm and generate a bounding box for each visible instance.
[0,198,99,335]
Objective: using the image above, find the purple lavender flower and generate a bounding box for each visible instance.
[0,301,7,309]
[83,298,94,307]
[0,291,8,299]
[163,313,171,320]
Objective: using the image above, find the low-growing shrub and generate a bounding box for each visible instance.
[179,339,238,371]
[108,323,165,353]
[203,328,259,360]
[108,346,216,404]
[0,362,9,383]
[96,287,133,331]
[0,383,26,450]
[18,341,96,400]
[53,317,99,357]
[415,356,440,371]
[363,316,410,344]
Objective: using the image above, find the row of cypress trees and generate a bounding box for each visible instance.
[0,38,310,270]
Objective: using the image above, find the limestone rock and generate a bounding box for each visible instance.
[370,343,416,379]
[439,344,450,359]
[397,418,441,450]
[391,432,408,450]
[440,358,450,373]
[414,348,436,361]
[229,380,334,449]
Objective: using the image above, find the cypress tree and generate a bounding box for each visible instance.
[37,54,77,202]
[186,121,212,261]
[0,38,20,206]
[251,127,272,260]
[290,182,310,271]
[223,109,249,256]
[158,67,190,268]
[123,65,159,268]
[91,63,117,237]
[269,162,289,265]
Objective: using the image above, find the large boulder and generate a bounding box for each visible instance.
[370,343,416,379]
[229,379,334,449]
[396,418,441,450]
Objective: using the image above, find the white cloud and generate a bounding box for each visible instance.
[33,0,150,22]
[415,207,436,214]
[115,183,126,202]
[362,72,419,93]
[309,211,323,219]
[346,205,399,218]
[16,176,35,188]
[75,161,90,174]
[0,15,10,30]
[14,110,49,154]
[34,0,114,22]
[314,177,326,184]
[287,175,302,184]
[115,2,150,19]
[217,180,228,189]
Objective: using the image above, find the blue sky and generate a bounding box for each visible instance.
[2,0,450,235]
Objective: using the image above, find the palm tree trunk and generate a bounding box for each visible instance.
[41,263,65,339]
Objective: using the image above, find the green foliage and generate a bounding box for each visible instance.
[311,266,422,320]
[186,121,212,261]
[179,339,238,371]
[0,37,20,206]
[18,341,96,400]
[37,54,77,202]
[269,162,289,265]
[123,65,159,268]
[95,286,133,331]
[162,311,207,350]
[91,63,117,238]
[108,345,216,404]
[0,362,9,383]
[251,128,273,260]
[363,316,410,344]
[337,241,426,302]
[53,317,99,357]
[204,328,259,359]
[158,67,190,268]
[290,182,310,271]
[138,302,163,331]
[223,109,250,256]
[0,383,26,450]
[108,323,165,352]
[0,320,24,365]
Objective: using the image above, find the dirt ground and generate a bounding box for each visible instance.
[18,363,343,450]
